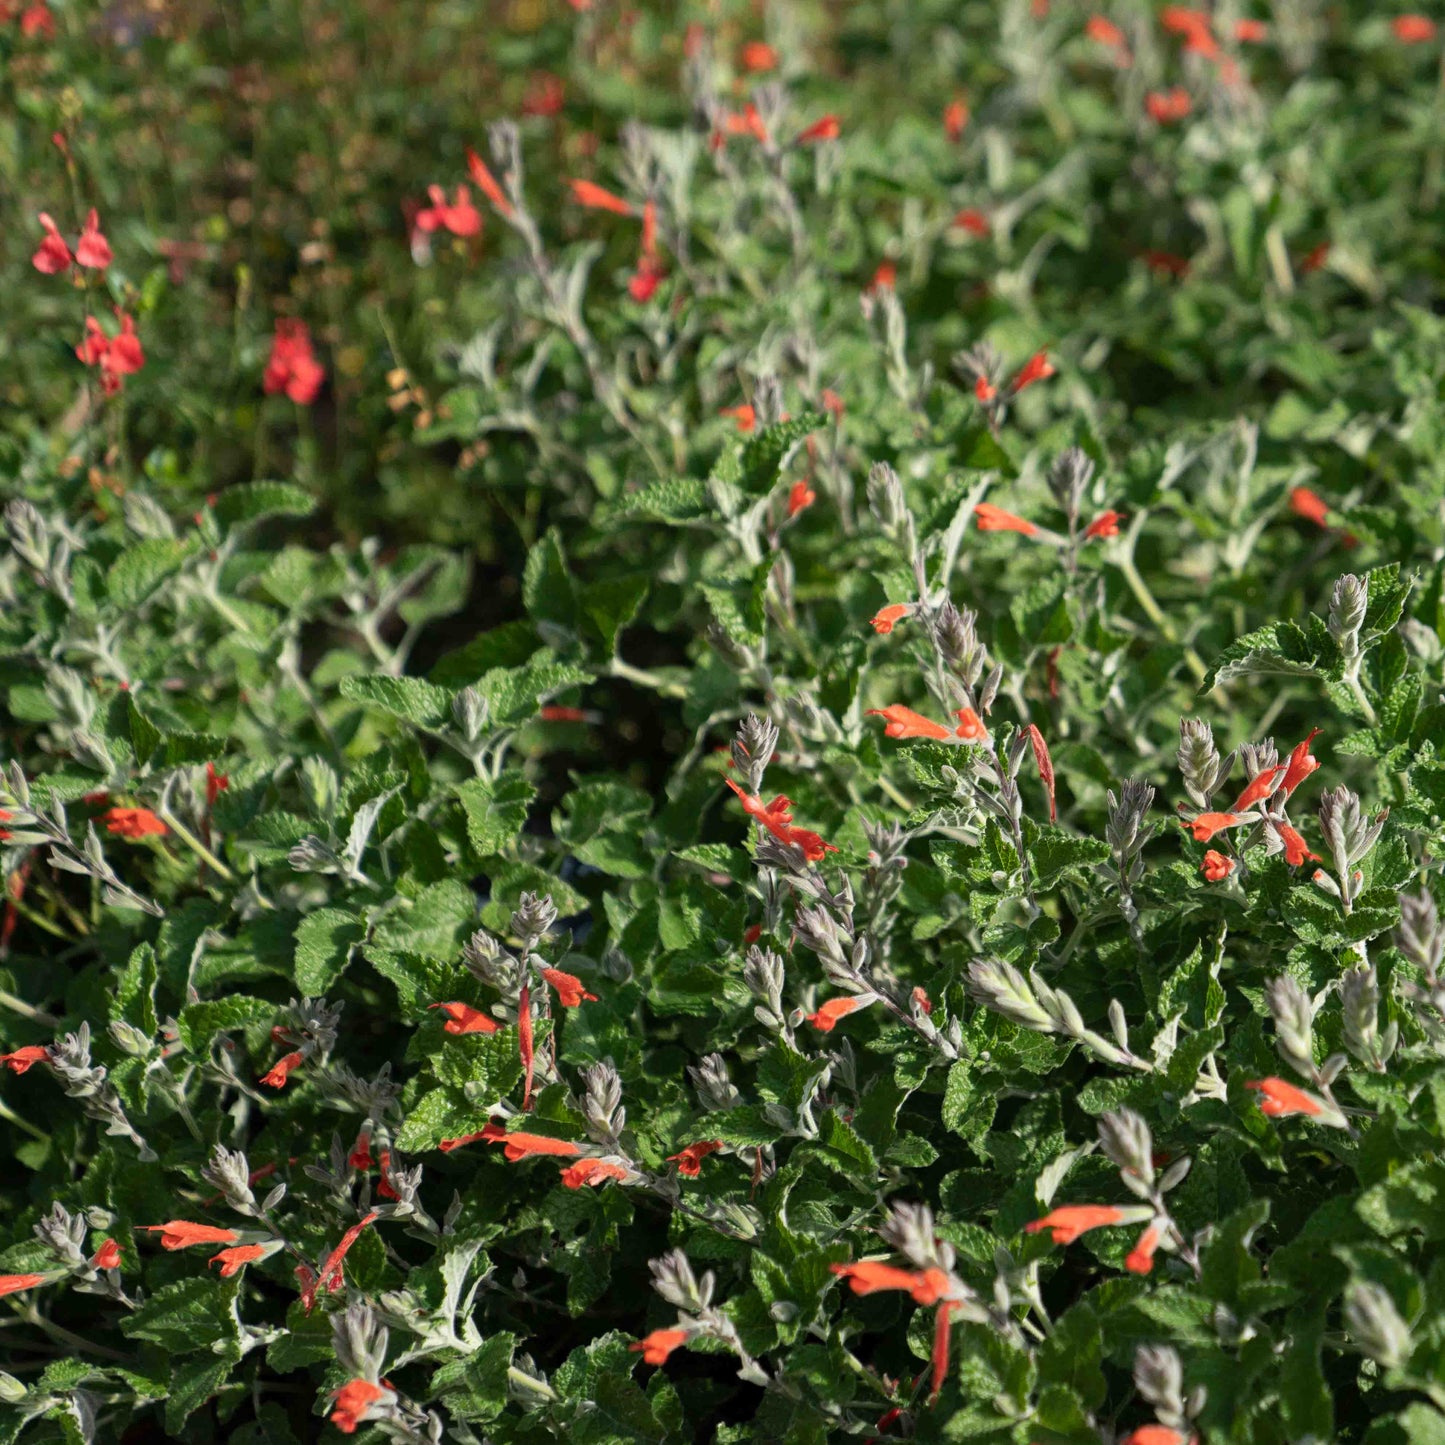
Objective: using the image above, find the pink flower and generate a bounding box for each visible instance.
[31,212,72,274]
[415,185,482,238]
[263,319,325,405]
[75,209,112,269]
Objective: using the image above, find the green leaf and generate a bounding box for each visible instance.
[113,942,158,1038]
[176,995,274,1051]
[107,538,193,609]
[432,1333,517,1422]
[166,1351,241,1433]
[211,481,316,526]
[396,1087,489,1152]
[1028,825,1111,889]
[122,1278,240,1353]
[293,907,364,994]
[339,674,455,729]
[459,772,536,856]
[737,413,825,493]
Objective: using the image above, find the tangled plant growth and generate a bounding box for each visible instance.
[4,0,1445,1440]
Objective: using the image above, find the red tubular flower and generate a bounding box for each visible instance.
[260,1050,305,1088]
[19,3,54,38]
[1142,250,1191,278]
[975,503,1039,536]
[1,1046,50,1074]
[540,705,588,722]
[912,986,933,1015]
[438,1130,493,1152]
[1025,1204,1127,1244]
[210,1244,268,1277]
[1235,18,1268,41]
[104,312,144,376]
[263,319,325,405]
[871,604,912,635]
[319,1212,380,1293]
[1280,729,1321,796]
[955,708,990,741]
[724,779,837,860]
[787,481,816,517]
[0,1273,48,1297]
[1299,242,1330,274]
[629,257,666,302]
[0,810,10,842]
[1010,350,1055,392]
[429,1001,500,1035]
[667,1140,723,1177]
[821,388,845,418]
[743,923,763,945]
[867,706,952,741]
[518,982,534,1111]
[1086,15,1126,48]
[376,1149,399,1200]
[1233,764,1285,812]
[1025,723,1056,822]
[1290,486,1331,526]
[415,185,482,238]
[542,968,598,1006]
[466,148,514,217]
[104,807,167,838]
[953,208,990,236]
[1183,811,1244,843]
[1161,6,1219,57]
[568,179,632,215]
[870,260,897,292]
[560,1158,630,1189]
[1125,1224,1162,1275]
[1246,1077,1323,1118]
[1201,850,1234,882]
[943,98,968,142]
[806,995,877,1032]
[721,404,756,433]
[797,114,841,144]
[830,1261,951,1305]
[32,212,72,273]
[1084,510,1125,539]
[205,762,229,808]
[91,1239,122,1270]
[349,1132,375,1170]
[330,1380,388,1435]
[1146,88,1193,123]
[522,73,565,117]
[931,1301,955,1403]
[630,1328,689,1366]
[975,376,997,403]
[1393,15,1437,43]
[140,1221,241,1250]
[1275,822,1322,867]
[493,1131,583,1161]
[740,39,778,71]
[75,209,112,269]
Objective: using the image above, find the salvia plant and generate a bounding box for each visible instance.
[3,1,1445,1442]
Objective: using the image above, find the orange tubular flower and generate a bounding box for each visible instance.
[568,179,632,215]
[560,1158,631,1189]
[1183,811,1244,843]
[931,1301,955,1403]
[788,481,817,517]
[1201,850,1235,882]
[806,995,877,1032]
[955,708,990,741]
[493,1131,583,1162]
[830,1261,951,1305]
[1026,723,1057,822]
[724,779,838,861]
[974,503,1039,536]
[210,1244,268,1277]
[1246,1077,1324,1118]
[1125,1224,1163,1275]
[953,208,990,236]
[1011,350,1055,393]
[140,1221,241,1250]
[1233,764,1285,812]
[1161,6,1218,57]
[975,376,997,403]
[518,982,535,1111]
[0,1273,49,1298]
[1122,1430,1189,1445]
[630,1328,689,1366]
[429,1001,500,1035]
[870,603,912,635]
[260,1050,305,1088]
[740,39,777,71]
[438,1130,493,1153]
[943,98,968,141]
[797,114,841,144]
[721,404,756,433]
[1,1045,50,1074]
[1290,486,1331,526]
[91,1239,122,1270]
[104,807,168,839]
[1280,729,1321,796]
[1086,15,1126,48]
[1274,822,1322,867]
[1146,88,1193,124]
[870,260,897,292]
[668,1140,723,1177]
[330,1380,388,1435]
[1235,18,1268,41]
[542,968,598,1006]
[867,706,952,741]
[319,1212,380,1293]
[1025,1204,1127,1244]
[1393,15,1437,43]
[466,148,514,217]
[1083,510,1125,540]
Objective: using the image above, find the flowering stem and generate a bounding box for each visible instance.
[1115,515,1207,684]
[0,1094,47,1141]
[609,657,687,699]
[159,810,235,883]
[0,988,60,1028]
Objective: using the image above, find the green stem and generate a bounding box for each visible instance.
[161,810,236,883]
[0,989,60,1028]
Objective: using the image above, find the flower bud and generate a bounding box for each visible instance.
[1328,573,1367,657]
[1344,1280,1412,1370]
[1097,1107,1154,1188]
[1265,974,1316,1077]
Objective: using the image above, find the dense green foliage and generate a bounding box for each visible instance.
[4,1,1445,1440]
